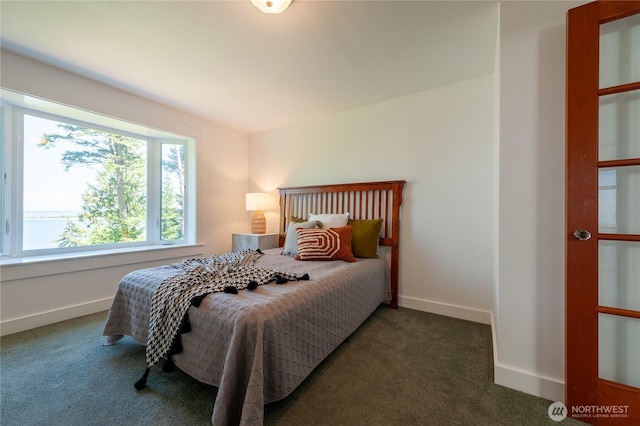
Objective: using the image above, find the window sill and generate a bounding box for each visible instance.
[0,243,204,281]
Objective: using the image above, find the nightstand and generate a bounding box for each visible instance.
[232,233,279,252]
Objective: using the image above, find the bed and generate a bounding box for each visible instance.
[103,180,405,425]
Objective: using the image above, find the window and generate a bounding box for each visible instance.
[1,89,195,258]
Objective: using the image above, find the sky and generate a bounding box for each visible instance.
[23,114,97,212]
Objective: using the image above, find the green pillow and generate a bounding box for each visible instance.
[348,219,383,258]
[289,216,306,223]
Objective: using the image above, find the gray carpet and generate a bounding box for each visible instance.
[1,307,584,425]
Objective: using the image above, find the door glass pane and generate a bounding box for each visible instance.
[600,14,640,88]
[599,241,640,311]
[599,313,640,388]
[599,90,640,161]
[598,166,640,234]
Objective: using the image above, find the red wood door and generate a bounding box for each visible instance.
[566,1,640,424]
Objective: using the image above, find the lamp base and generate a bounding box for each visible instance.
[250,211,266,234]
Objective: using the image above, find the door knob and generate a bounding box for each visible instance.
[573,229,592,241]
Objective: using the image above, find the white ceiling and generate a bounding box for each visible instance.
[1,0,498,134]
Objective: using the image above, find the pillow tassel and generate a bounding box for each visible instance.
[298,273,310,281]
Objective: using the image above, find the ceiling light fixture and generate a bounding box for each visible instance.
[251,0,293,14]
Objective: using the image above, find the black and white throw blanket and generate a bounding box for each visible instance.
[135,249,307,389]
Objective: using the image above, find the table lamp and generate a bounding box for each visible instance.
[245,192,271,234]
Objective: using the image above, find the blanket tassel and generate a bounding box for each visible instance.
[163,356,175,373]
[190,294,207,307]
[134,368,150,390]
[179,312,191,334]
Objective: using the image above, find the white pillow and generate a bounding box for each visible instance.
[309,212,349,229]
[281,220,317,256]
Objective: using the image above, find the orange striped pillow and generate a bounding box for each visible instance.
[295,226,356,262]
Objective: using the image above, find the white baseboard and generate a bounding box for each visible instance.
[397,295,492,324]
[493,363,565,403]
[489,311,565,403]
[398,296,565,403]
[0,298,113,336]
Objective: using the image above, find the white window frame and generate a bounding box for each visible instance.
[0,89,196,259]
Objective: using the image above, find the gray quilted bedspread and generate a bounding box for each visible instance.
[102,248,390,426]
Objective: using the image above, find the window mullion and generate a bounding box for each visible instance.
[147,141,160,245]
[0,105,7,256]
[11,107,24,256]
[185,141,195,243]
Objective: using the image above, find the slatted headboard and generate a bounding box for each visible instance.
[278,180,406,308]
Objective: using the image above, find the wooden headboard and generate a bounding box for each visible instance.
[278,180,406,308]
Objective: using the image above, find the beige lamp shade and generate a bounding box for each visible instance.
[245,192,271,234]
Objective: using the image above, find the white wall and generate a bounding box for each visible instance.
[249,73,496,324]
[0,50,249,335]
[496,0,588,402]
[0,0,590,404]
[249,0,589,404]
